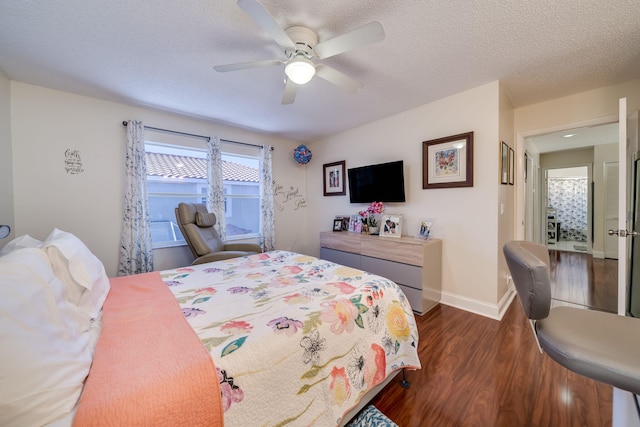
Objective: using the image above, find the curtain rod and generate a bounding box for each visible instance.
[122,121,210,141]
[220,138,272,150]
[121,121,273,150]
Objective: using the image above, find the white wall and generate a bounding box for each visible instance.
[9,82,305,276]
[497,83,516,303]
[0,70,14,247]
[540,147,593,169]
[306,81,510,318]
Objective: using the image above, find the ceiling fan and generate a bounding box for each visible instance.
[214,0,385,104]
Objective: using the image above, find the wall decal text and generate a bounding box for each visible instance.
[274,181,307,211]
[64,149,84,174]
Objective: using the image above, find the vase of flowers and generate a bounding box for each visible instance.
[359,201,384,234]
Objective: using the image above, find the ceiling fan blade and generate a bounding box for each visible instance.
[314,21,385,59]
[214,59,282,72]
[281,78,298,105]
[237,0,295,50]
[315,65,363,92]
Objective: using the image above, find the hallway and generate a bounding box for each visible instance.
[547,239,589,253]
[548,249,618,313]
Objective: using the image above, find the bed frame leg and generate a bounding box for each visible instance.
[400,369,410,389]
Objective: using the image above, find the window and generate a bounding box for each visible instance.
[220,152,261,238]
[145,141,261,248]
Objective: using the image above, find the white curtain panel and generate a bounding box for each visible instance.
[118,121,153,275]
[207,136,226,241]
[260,145,276,251]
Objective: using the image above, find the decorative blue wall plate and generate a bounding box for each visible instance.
[0,225,11,239]
[293,144,312,164]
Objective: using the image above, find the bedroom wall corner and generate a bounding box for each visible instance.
[497,82,516,306]
[9,82,302,275]
[307,81,503,312]
[0,70,15,247]
[271,141,310,255]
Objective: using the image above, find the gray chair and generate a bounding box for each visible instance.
[503,240,640,395]
[175,202,263,265]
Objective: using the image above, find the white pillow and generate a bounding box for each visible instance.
[0,234,42,256]
[41,228,110,319]
[0,247,93,427]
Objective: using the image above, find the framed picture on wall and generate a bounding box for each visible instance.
[323,161,346,196]
[500,141,509,185]
[423,132,474,189]
[508,147,515,185]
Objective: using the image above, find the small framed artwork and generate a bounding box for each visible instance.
[417,219,432,240]
[336,215,350,231]
[348,214,362,233]
[380,214,402,238]
[323,161,346,196]
[332,219,343,231]
[423,132,474,189]
[508,147,515,185]
[500,141,509,185]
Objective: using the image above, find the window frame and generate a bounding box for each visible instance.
[145,141,262,249]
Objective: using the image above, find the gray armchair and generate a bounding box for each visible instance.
[503,240,640,395]
[175,202,262,265]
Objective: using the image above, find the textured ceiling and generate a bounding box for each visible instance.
[1,0,640,141]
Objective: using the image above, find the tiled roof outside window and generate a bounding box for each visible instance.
[146,152,258,182]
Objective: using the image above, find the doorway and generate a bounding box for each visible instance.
[523,121,619,310]
[544,166,591,253]
[523,121,619,258]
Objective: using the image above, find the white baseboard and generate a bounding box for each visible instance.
[592,250,605,259]
[439,286,516,320]
[613,388,640,427]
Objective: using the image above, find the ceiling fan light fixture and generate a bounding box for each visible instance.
[285,56,316,85]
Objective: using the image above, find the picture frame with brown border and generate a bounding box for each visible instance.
[323,160,346,196]
[500,141,509,185]
[423,132,474,189]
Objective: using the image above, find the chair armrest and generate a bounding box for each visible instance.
[192,252,250,265]
[191,245,263,265]
[223,243,263,253]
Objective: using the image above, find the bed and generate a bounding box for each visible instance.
[0,230,421,426]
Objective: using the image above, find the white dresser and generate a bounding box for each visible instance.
[319,231,442,315]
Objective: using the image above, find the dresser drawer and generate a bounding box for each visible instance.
[320,247,361,269]
[397,284,423,313]
[361,255,422,291]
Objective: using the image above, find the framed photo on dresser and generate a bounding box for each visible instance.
[380,214,402,238]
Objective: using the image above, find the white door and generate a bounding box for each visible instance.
[614,98,638,315]
[612,98,640,427]
[604,161,619,259]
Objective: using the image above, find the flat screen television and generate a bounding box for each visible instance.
[348,160,406,203]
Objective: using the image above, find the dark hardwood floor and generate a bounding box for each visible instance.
[548,250,618,313]
[372,250,616,426]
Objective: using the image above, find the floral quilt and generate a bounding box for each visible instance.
[160,250,421,426]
